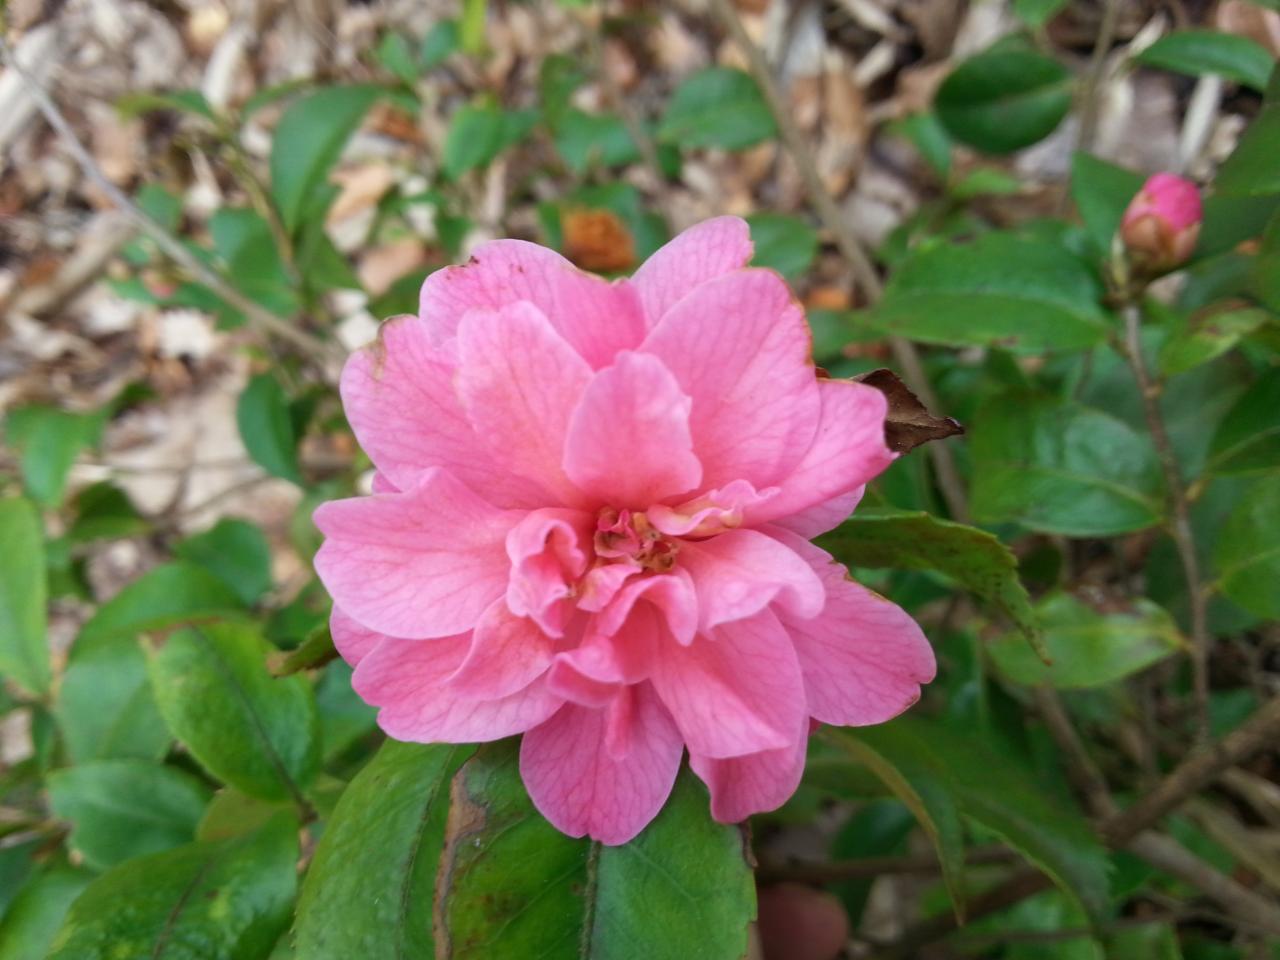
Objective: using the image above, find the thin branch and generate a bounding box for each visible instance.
[1035,687,1119,819]
[0,35,344,369]
[757,846,1014,885]
[708,0,969,523]
[1121,303,1211,741]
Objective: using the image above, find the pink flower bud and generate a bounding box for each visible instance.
[1119,172,1203,271]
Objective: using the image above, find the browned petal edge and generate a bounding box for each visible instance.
[854,367,964,455]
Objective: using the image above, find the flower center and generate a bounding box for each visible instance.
[593,507,678,572]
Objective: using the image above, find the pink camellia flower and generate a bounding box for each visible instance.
[1119,172,1203,271]
[314,217,936,845]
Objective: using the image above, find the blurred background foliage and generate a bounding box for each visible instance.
[1,0,1279,958]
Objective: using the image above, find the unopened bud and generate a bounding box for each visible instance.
[1119,173,1203,273]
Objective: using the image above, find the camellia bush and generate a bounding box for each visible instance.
[1,3,1279,959]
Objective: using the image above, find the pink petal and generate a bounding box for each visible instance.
[595,567,698,646]
[420,239,646,368]
[329,606,388,667]
[354,633,563,742]
[340,315,545,509]
[563,352,702,509]
[313,470,517,639]
[456,302,592,505]
[747,379,893,531]
[446,600,557,701]
[772,530,936,726]
[649,609,806,758]
[630,216,753,325]
[773,487,864,539]
[647,480,778,537]
[520,683,683,845]
[505,508,593,637]
[640,269,820,490]
[689,717,808,823]
[557,602,664,691]
[679,528,825,632]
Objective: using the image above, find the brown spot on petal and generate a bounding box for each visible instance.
[855,367,964,455]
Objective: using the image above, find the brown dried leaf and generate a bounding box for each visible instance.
[855,367,964,454]
[562,208,636,273]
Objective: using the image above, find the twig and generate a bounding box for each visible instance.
[0,35,344,369]
[1035,687,1119,819]
[757,846,1014,885]
[880,694,1280,956]
[1121,303,1211,742]
[708,0,969,523]
[1074,0,1121,159]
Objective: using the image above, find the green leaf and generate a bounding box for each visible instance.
[270,84,380,233]
[1217,66,1280,196]
[67,482,146,543]
[116,89,215,121]
[553,109,639,174]
[1071,152,1144,256]
[436,742,756,959]
[820,728,968,919]
[442,103,538,179]
[818,508,1042,655]
[1253,208,1280,312]
[209,208,297,315]
[237,373,302,485]
[935,49,1072,154]
[1207,369,1280,474]
[46,815,296,960]
[78,562,245,646]
[294,741,473,958]
[56,634,170,763]
[657,67,777,151]
[871,233,1110,352]
[176,519,273,606]
[196,789,290,843]
[5,406,104,506]
[745,213,819,279]
[1214,474,1280,619]
[1158,307,1268,376]
[971,393,1165,536]
[1014,0,1069,27]
[375,32,419,85]
[1136,31,1274,92]
[148,622,320,803]
[48,760,212,870]
[1105,922,1184,960]
[0,498,49,695]
[421,19,460,69]
[890,112,952,178]
[987,592,1182,688]
[0,867,92,960]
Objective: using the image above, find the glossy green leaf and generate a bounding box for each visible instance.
[77,562,245,646]
[871,234,1110,352]
[1014,0,1068,27]
[746,213,819,279]
[0,498,49,695]
[66,482,146,544]
[1136,31,1274,92]
[0,867,92,960]
[443,103,537,179]
[820,727,968,919]
[47,760,212,870]
[421,19,460,69]
[987,592,1182,688]
[196,789,290,843]
[5,406,104,506]
[436,742,756,959]
[1071,152,1144,256]
[935,49,1072,154]
[1105,922,1184,960]
[46,815,296,960]
[818,508,1042,655]
[1159,307,1268,375]
[294,741,473,958]
[553,109,639,173]
[375,32,418,85]
[971,394,1165,536]
[56,634,169,763]
[270,84,380,232]
[115,89,215,121]
[237,373,302,484]
[657,67,776,150]
[1253,208,1280,311]
[176,518,273,606]
[1214,474,1280,619]
[209,208,297,315]
[850,716,1110,923]
[148,622,320,802]
[1207,370,1280,474]
[1216,66,1280,196]
[891,112,952,178]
